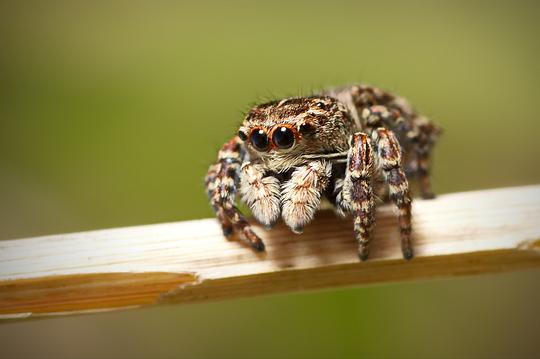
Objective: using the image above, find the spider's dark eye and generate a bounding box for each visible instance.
[272,126,295,149]
[315,101,326,109]
[238,130,248,141]
[250,129,270,151]
[299,123,315,134]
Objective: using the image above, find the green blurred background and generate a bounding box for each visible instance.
[1,1,539,358]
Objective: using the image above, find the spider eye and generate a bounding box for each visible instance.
[250,129,270,151]
[299,123,315,134]
[315,101,326,109]
[272,126,295,149]
[238,130,248,141]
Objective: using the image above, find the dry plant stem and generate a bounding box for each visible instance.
[1,185,540,321]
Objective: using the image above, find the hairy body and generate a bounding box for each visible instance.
[205,84,441,260]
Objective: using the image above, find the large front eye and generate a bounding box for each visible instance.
[250,129,270,151]
[272,126,295,149]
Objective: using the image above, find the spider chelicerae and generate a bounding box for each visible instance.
[205,85,441,260]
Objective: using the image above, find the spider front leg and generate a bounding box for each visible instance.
[339,133,376,260]
[205,137,265,251]
[372,128,413,259]
[281,160,332,234]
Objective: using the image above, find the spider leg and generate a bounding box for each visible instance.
[413,116,441,199]
[240,162,281,228]
[281,160,332,234]
[341,133,376,260]
[361,105,405,130]
[333,177,350,217]
[372,128,413,259]
[205,137,265,251]
[360,103,439,200]
[205,164,234,237]
[416,146,434,199]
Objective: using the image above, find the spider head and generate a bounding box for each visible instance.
[239,96,354,161]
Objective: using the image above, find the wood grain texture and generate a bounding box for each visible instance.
[1,185,539,320]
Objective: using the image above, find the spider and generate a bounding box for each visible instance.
[205,85,441,260]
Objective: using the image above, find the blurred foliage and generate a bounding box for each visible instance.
[0,1,539,358]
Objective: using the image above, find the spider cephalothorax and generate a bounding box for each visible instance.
[205,85,441,260]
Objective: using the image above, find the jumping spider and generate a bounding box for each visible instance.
[205,85,441,260]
